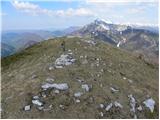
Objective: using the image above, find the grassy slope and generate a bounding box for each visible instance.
[1,37,159,118]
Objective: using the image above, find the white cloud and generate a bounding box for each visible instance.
[12,0,39,10]
[12,0,94,17]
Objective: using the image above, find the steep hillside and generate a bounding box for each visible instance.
[1,43,16,57]
[1,32,44,57]
[1,37,158,119]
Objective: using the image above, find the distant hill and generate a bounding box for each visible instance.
[1,32,45,57]
[1,27,81,57]
[52,26,81,37]
[1,43,16,57]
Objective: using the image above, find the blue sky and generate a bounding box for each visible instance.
[1,0,159,30]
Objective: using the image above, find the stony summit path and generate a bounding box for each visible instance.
[22,40,156,118]
[1,38,158,119]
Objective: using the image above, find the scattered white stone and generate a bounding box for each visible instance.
[105,103,113,111]
[49,104,53,108]
[33,96,39,100]
[114,101,123,108]
[55,66,63,68]
[54,89,60,94]
[59,104,65,109]
[143,98,155,113]
[31,74,37,79]
[85,40,96,45]
[100,104,105,109]
[100,69,104,72]
[38,106,44,111]
[77,79,84,83]
[41,83,69,91]
[55,54,76,68]
[32,100,43,106]
[123,77,127,80]
[82,84,91,92]
[110,87,119,93]
[49,66,54,70]
[97,74,100,77]
[80,56,83,58]
[24,105,31,111]
[46,77,54,82]
[68,52,73,55]
[6,95,13,100]
[75,99,81,103]
[42,93,47,98]
[128,79,133,84]
[128,94,137,118]
[74,92,83,97]
[53,83,69,90]
[96,63,99,67]
[100,112,104,117]
[117,41,121,47]
[128,94,136,113]
[41,83,54,90]
[137,105,143,111]
[68,49,72,52]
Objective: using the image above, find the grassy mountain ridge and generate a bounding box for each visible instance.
[1,36,158,118]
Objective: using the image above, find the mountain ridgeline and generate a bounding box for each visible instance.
[1,19,159,64]
[71,19,159,63]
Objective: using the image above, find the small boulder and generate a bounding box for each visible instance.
[137,105,143,111]
[110,87,119,93]
[82,84,92,92]
[74,92,83,97]
[33,95,39,100]
[143,98,155,113]
[114,101,123,108]
[99,104,105,109]
[24,105,31,111]
[105,103,113,111]
[32,99,43,106]
[75,99,81,103]
[59,104,65,110]
[54,89,60,94]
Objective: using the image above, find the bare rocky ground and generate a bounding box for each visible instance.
[1,37,159,118]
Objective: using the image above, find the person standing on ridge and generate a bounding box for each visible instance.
[61,40,66,52]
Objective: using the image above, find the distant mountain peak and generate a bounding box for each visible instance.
[94,18,113,25]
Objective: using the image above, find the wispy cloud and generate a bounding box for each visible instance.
[12,0,94,17]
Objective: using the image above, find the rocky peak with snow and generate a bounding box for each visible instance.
[94,18,113,25]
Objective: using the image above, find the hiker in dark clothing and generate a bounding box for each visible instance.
[61,40,66,52]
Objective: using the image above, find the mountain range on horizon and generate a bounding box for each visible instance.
[1,19,159,64]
